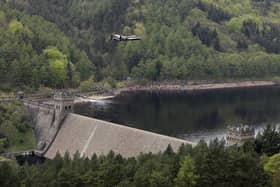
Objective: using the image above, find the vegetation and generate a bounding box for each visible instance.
[1,0,280,83]
[0,102,36,152]
[0,126,279,186]
[255,125,280,156]
[1,1,280,186]
[265,153,280,187]
[0,3,94,89]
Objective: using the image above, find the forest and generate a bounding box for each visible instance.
[0,2,94,89]
[1,0,280,89]
[1,125,280,187]
[0,102,35,152]
[2,1,280,186]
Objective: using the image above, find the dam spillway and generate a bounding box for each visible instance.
[44,113,192,159]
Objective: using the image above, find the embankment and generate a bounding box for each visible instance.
[75,81,276,103]
[117,80,276,93]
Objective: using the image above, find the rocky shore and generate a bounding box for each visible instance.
[75,80,276,103]
[116,80,276,93]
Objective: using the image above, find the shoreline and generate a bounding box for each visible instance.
[118,80,276,93]
[75,80,277,103]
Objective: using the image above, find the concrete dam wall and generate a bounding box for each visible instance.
[23,91,192,159]
[44,113,192,159]
[24,100,60,151]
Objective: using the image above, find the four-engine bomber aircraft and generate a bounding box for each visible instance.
[111,34,141,41]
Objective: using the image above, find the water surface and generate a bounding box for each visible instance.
[75,86,280,142]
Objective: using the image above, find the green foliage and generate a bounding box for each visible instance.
[255,125,280,156]
[175,155,198,187]
[264,153,280,174]
[43,46,74,88]
[0,102,35,152]
[265,153,280,187]
[190,139,270,187]
[226,14,262,32]
[0,162,19,187]
[8,20,23,33]
[78,77,95,92]
[0,3,94,89]
[104,77,117,89]
[48,59,67,88]
[6,0,280,82]
[207,4,231,22]
[0,139,273,187]
[43,46,67,61]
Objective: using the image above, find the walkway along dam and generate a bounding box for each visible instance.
[21,91,193,159]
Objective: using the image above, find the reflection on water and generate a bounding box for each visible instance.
[75,86,280,143]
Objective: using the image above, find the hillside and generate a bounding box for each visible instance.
[4,0,280,83]
[0,102,36,152]
[0,2,94,89]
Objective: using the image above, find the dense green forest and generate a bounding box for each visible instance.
[2,1,280,186]
[3,0,280,85]
[0,102,35,152]
[1,126,280,187]
[0,2,94,89]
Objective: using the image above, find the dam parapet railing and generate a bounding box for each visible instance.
[22,99,54,110]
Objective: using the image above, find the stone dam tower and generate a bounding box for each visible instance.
[54,91,74,124]
[24,90,74,152]
[226,125,255,146]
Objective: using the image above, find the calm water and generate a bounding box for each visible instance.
[74,86,280,142]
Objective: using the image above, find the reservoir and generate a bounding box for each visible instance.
[75,86,280,143]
